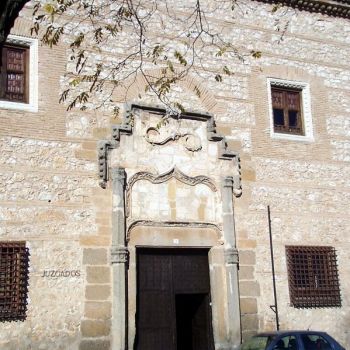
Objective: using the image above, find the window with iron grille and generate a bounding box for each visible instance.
[0,242,29,321]
[271,87,303,135]
[286,246,341,308]
[0,44,29,103]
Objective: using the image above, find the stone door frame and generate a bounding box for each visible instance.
[127,224,235,350]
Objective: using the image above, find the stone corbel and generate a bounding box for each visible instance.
[111,246,129,264]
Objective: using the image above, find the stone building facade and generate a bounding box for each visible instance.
[0,0,349,349]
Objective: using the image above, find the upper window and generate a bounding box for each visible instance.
[271,87,302,135]
[267,78,313,142]
[286,246,341,308]
[0,241,30,322]
[1,44,29,103]
[0,35,38,112]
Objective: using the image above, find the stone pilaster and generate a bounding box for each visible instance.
[221,176,241,349]
[111,167,128,350]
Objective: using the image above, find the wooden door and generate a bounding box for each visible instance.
[135,248,214,350]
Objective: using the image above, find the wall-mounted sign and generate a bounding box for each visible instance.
[41,270,81,278]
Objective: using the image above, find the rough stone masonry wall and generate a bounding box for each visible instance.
[0,0,349,349]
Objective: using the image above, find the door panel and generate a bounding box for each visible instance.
[135,248,214,350]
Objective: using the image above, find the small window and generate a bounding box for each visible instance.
[0,44,29,103]
[267,78,313,142]
[0,35,38,112]
[286,246,341,308]
[0,241,30,322]
[271,87,303,135]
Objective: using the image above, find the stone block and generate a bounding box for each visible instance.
[79,339,110,350]
[87,266,111,284]
[241,168,256,182]
[237,239,257,249]
[85,301,112,320]
[80,235,110,246]
[81,319,111,337]
[241,314,259,331]
[85,285,111,300]
[216,124,233,136]
[239,250,256,265]
[75,149,97,161]
[239,281,260,297]
[93,127,109,138]
[98,225,112,235]
[242,330,257,342]
[82,141,97,150]
[227,139,242,151]
[83,248,108,265]
[239,265,254,280]
[240,298,258,314]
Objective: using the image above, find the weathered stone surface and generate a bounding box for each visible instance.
[86,266,110,284]
[79,339,110,350]
[81,320,111,337]
[238,266,255,280]
[239,281,261,297]
[83,248,108,265]
[84,301,111,320]
[85,285,111,301]
[241,314,259,330]
[239,251,256,265]
[240,298,258,314]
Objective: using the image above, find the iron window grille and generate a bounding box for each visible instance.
[0,241,29,321]
[286,246,341,308]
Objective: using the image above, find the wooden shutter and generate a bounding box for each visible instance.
[0,45,28,102]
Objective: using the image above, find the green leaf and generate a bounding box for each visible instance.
[194,85,201,98]
[43,4,55,15]
[251,50,262,59]
[174,102,186,114]
[223,66,233,76]
[215,74,222,82]
[174,51,187,66]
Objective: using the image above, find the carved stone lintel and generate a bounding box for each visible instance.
[111,246,129,264]
[128,166,217,192]
[127,220,222,241]
[224,248,239,265]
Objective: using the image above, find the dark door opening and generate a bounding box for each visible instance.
[135,248,214,350]
[176,293,212,350]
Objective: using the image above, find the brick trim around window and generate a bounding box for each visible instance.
[286,246,341,308]
[0,241,30,322]
[267,78,314,142]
